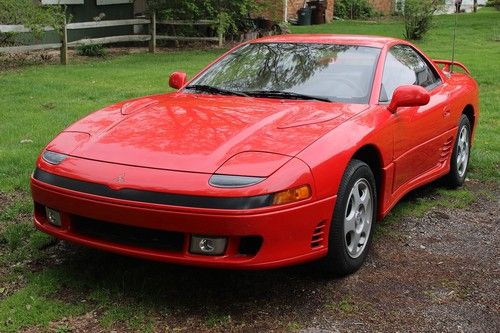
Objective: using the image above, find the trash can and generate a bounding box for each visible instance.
[307,1,326,25]
[297,7,312,26]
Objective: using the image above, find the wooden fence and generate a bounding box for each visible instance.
[0,12,224,64]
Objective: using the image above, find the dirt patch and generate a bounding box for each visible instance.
[20,311,104,333]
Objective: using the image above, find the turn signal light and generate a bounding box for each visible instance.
[272,185,311,205]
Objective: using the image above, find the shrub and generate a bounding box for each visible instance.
[485,0,500,7]
[0,0,65,38]
[403,0,444,40]
[334,0,374,20]
[76,44,106,57]
[146,0,262,35]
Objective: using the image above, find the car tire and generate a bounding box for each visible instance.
[446,115,471,188]
[320,159,377,277]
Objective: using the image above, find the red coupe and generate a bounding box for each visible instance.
[31,35,479,276]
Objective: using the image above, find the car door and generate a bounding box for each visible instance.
[380,44,449,192]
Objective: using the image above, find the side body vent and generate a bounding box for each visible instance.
[439,137,454,165]
[311,221,327,249]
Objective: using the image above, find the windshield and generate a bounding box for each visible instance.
[186,42,381,104]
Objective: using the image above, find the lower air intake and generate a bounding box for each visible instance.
[311,221,327,248]
[72,215,184,252]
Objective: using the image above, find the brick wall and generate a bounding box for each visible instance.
[369,0,394,14]
[256,0,334,23]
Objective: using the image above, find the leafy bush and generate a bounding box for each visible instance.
[0,0,66,47]
[403,0,444,40]
[334,0,374,20]
[485,0,500,7]
[146,0,262,35]
[0,0,65,37]
[76,44,106,57]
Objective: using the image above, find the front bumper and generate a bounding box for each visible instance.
[31,171,335,269]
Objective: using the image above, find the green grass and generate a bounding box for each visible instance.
[0,8,498,332]
[324,294,359,314]
[0,270,86,332]
[100,305,153,332]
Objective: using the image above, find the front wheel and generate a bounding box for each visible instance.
[320,159,377,277]
[446,115,471,188]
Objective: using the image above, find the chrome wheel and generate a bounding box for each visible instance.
[456,126,469,178]
[344,178,373,258]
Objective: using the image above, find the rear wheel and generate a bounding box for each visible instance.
[320,159,377,277]
[446,115,471,188]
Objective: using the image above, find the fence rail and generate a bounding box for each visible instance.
[0,13,224,63]
[0,25,55,33]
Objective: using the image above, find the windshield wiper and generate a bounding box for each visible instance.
[243,90,331,103]
[184,85,249,97]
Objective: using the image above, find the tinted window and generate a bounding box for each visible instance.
[189,43,381,104]
[380,45,441,102]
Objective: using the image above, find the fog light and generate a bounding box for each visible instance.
[190,235,227,255]
[45,208,61,227]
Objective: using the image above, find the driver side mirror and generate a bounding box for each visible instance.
[387,85,430,113]
[169,71,187,90]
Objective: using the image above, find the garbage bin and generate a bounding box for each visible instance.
[307,1,326,25]
[297,7,312,26]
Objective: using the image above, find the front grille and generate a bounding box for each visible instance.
[71,216,184,252]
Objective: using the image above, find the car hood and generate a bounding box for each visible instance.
[62,93,368,174]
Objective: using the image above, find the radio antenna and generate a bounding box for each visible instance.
[451,10,458,73]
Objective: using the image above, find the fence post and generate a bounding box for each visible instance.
[149,11,156,53]
[218,20,224,47]
[60,15,68,65]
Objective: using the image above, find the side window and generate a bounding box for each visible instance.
[380,45,441,102]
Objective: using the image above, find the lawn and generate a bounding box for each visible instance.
[0,8,498,333]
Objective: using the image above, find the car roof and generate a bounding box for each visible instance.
[252,34,402,48]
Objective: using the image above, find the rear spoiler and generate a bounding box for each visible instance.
[433,59,471,75]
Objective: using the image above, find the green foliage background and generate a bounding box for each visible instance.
[0,0,65,37]
[403,0,444,40]
[146,0,261,34]
[333,0,375,20]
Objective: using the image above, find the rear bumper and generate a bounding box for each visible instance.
[31,176,335,269]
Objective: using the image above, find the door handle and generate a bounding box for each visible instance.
[443,107,451,117]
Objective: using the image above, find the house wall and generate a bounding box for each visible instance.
[66,0,134,41]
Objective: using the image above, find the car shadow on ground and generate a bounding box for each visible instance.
[48,244,335,322]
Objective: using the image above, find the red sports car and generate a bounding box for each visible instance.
[31,34,479,276]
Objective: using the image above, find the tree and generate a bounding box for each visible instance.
[333,0,374,20]
[0,0,65,45]
[146,0,262,35]
[403,0,444,40]
[0,0,65,34]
